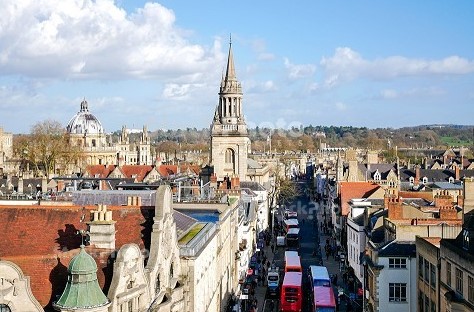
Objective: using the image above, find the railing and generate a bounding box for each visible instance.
[179,223,217,257]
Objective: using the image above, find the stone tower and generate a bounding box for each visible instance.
[210,40,250,181]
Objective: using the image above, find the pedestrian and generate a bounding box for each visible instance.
[334,274,338,285]
[271,244,275,253]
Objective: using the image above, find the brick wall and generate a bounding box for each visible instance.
[0,204,156,310]
[0,204,154,257]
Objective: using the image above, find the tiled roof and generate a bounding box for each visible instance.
[157,165,178,177]
[119,165,153,182]
[85,165,116,178]
[339,182,381,216]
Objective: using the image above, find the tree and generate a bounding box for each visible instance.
[13,120,84,177]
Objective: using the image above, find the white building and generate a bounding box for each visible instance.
[365,241,417,312]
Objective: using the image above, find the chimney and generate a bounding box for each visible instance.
[87,204,116,249]
[434,190,453,208]
[210,173,218,189]
[231,176,240,189]
[388,196,403,220]
[439,205,457,220]
[41,176,48,193]
[457,190,464,207]
[18,177,24,194]
[414,166,420,186]
[455,165,460,181]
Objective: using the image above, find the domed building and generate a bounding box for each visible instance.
[66,99,153,167]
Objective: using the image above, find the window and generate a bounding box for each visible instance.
[430,263,436,288]
[225,148,235,164]
[389,258,407,269]
[463,229,470,250]
[418,291,423,312]
[424,295,429,312]
[389,283,407,302]
[422,177,428,184]
[456,268,463,294]
[469,275,474,303]
[447,262,452,287]
[424,259,430,284]
[419,256,424,278]
[430,300,436,312]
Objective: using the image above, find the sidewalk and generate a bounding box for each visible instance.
[316,203,361,312]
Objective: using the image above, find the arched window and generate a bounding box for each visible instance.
[225,148,235,164]
[170,263,174,278]
[0,304,11,312]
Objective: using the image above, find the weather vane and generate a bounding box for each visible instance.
[77,206,89,246]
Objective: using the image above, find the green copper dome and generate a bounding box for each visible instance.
[68,246,97,274]
[54,246,110,310]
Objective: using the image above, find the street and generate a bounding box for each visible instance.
[255,180,357,312]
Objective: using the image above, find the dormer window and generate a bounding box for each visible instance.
[463,229,470,250]
[374,170,381,181]
[448,177,455,183]
[409,177,414,185]
[422,177,428,184]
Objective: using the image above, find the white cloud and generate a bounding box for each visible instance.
[284,58,316,80]
[0,0,224,80]
[320,47,474,86]
[379,87,445,100]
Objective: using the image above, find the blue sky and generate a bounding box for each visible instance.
[1,1,473,134]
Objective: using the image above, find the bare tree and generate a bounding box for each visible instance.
[13,120,84,177]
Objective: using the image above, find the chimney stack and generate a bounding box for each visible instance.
[87,204,116,249]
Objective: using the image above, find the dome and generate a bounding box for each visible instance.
[68,245,97,274]
[54,246,110,310]
[66,99,105,135]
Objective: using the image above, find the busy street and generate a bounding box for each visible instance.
[234,180,362,312]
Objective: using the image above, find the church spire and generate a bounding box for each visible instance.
[225,35,237,82]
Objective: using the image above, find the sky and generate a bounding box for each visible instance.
[1,1,474,134]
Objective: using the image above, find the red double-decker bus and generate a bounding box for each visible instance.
[312,286,336,312]
[280,272,302,312]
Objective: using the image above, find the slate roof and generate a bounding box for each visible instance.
[378,241,417,257]
[352,213,365,226]
[247,158,263,169]
[240,181,266,192]
[359,163,397,179]
[399,168,474,183]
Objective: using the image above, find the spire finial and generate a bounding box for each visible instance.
[229,33,232,47]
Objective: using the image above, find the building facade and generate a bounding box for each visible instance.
[66,99,153,167]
